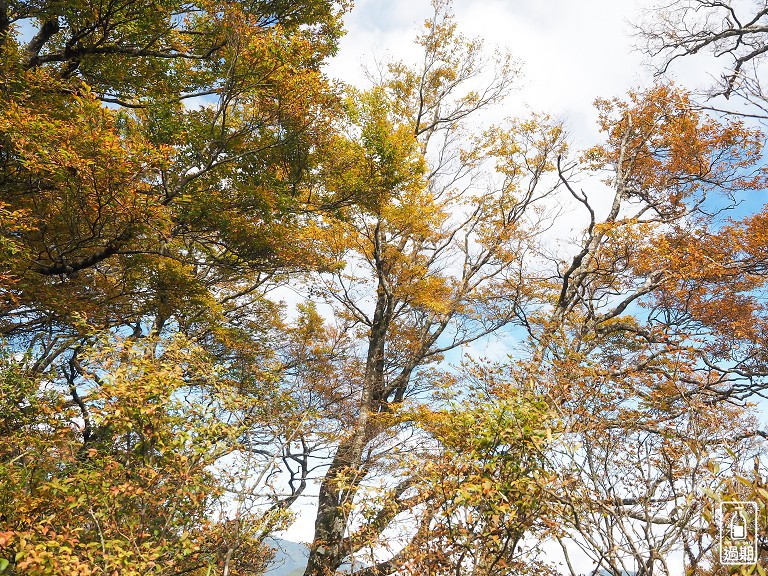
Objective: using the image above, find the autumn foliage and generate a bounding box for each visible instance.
[3,0,768,575]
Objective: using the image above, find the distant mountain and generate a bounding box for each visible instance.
[264,538,309,576]
[263,539,369,576]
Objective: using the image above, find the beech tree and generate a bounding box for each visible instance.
[0,0,352,574]
[0,0,348,342]
[535,84,768,574]
[285,4,566,574]
[641,0,768,111]
[640,6,768,572]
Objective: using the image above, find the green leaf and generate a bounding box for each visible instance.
[0,558,9,573]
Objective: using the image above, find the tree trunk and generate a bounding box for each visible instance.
[304,241,392,575]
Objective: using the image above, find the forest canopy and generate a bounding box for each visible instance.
[2,1,768,575]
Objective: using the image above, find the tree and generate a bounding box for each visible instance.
[530,83,768,574]
[268,3,570,574]
[0,0,348,343]
[0,333,299,575]
[397,372,558,576]
[258,5,768,573]
[641,0,768,113]
[635,11,768,569]
[0,0,352,573]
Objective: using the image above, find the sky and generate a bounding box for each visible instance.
[325,0,656,146]
[278,1,764,573]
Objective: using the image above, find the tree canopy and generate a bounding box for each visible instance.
[3,1,768,575]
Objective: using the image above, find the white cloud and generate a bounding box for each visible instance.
[325,0,661,147]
